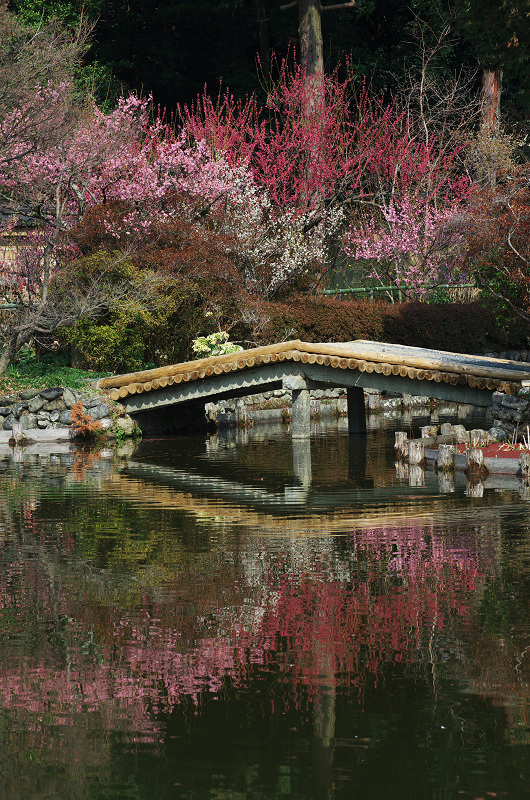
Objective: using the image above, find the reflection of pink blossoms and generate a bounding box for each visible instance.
[0,521,488,744]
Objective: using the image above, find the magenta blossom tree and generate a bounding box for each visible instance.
[180,63,474,295]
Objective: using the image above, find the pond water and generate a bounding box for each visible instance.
[0,407,529,800]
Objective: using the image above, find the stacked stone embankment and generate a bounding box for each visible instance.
[206,387,437,428]
[0,386,138,441]
[485,350,530,362]
[489,388,530,442]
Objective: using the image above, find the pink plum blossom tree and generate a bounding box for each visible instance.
[343,192,469,297]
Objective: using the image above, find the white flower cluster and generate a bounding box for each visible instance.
[214,182,344,298]
[192,331,243,357]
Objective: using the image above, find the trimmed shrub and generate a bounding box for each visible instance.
[61,253,207,372]
[259,296,528,353]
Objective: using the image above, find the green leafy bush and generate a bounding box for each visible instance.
[0,348,108,392]
[62,253,207,372]
[68,316,148,373]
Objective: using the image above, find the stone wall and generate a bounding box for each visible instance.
[0,386,137,440]
[489,389,530,442]
[485,350,530,362]
[206,388,435,429]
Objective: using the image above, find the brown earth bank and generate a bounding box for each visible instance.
[456,442,530,459]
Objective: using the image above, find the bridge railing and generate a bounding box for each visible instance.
[321,284,480,303]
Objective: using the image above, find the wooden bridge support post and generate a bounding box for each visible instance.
[284,375,311,439]
[347,387,367,435]
[395,431,408,459]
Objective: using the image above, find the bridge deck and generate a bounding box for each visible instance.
[99,340,530,402]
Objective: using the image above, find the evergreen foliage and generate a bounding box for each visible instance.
[9,0,530,119]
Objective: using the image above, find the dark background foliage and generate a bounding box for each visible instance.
[262,296,528,354]
[9,0,530,120]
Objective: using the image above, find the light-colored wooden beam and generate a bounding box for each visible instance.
[106,340,525,402]
[294,342,530,382]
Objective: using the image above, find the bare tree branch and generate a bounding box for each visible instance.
[507,229,529,267]
[394,16,480,172]
[321,2,356,11]
[0,9,92,170]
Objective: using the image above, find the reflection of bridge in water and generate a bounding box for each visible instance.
[108,425,524,533]
[99,340,530,438]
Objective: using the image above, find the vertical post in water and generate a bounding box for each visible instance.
[347,387,366,434]
[292,438,312,486]
[395,431,408,459]
[292,388,311,439]
[284,375,311,439]
[12,420,23,445]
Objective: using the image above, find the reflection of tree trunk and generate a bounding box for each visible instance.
[311,594,336,800]
[254,0,270,72]
[481,69,502,135]
[311,657,336,800]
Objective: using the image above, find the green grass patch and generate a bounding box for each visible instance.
[0,349,110,394]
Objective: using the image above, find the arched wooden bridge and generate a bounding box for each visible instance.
[98,340,530,437]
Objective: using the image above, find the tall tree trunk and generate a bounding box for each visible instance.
[0,307,34,373]
[254,0,270,73]
[298,0,325,156]
[480,68,503,187]
[298,0,324,78]
[0,330,23,374]
[481,68,502,134]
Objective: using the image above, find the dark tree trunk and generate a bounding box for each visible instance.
[297,0,356,74]
[0,326,31,374]
[480,68,503,187]
[298,0,324,77]
[254,0,270,72]
[481,68,502,134]
[297,0,325,123]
